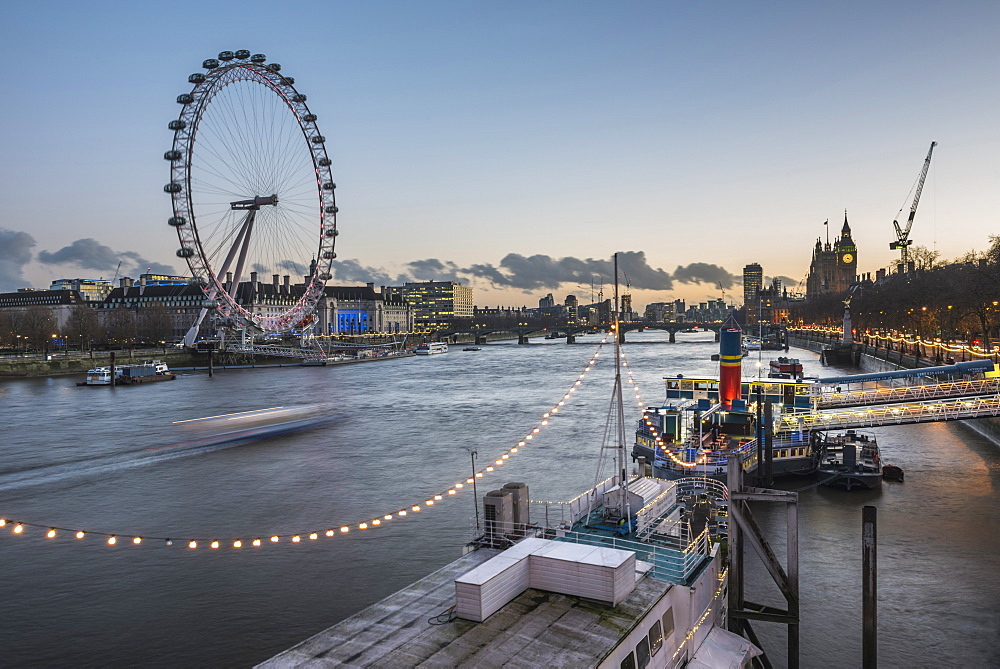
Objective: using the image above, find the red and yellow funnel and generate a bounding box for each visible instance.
[719,328,742,408]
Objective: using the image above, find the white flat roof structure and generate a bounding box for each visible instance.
[455,539,637,622]
[258,544,672,668]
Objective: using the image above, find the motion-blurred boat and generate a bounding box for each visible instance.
[168,405,335,448]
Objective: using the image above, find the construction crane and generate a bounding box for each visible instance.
[890,141,937,271]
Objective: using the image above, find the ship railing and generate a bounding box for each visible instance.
[674,476,730,502]
[526,476,620,528]
[471,522,712,584]
[551,526,711,584]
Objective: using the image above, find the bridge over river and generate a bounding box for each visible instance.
[438,321,737,345]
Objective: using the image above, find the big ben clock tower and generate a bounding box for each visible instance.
[835,211,857,293]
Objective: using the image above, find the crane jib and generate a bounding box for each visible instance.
[890,141,937,264]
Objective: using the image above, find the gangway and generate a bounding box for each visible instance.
[778,395,1000,433]
[814,378,1000,409]
[224,343,328,361]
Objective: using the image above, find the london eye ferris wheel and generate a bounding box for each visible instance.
[163,50,338,343]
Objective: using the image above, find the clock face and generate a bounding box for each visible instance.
[842,253,854,264]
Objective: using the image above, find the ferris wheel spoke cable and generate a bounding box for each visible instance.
[191,135,260,198]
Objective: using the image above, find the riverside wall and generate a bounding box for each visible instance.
[787,331,1000,441]
[0,350,203,377]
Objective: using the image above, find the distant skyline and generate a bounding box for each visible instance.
[2,2,999,311]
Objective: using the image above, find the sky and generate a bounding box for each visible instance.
[2,1,999,311]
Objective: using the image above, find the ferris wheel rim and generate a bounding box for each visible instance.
[163,52,339,334]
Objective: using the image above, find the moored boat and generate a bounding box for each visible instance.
[77,360,175,386]
[882,463,904,481]
[415,341,448,355]
[769,356,803,378]
[634,371,819,481]
[818,431,882,490]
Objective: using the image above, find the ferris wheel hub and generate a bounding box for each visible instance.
[230,194,279,210]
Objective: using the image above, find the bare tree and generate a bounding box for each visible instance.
[22,305,55,351]
[106,307,137,348]
[138,303,173,345]
[907,245,942,271]
[0,311,13,347]
[65,305,101,351]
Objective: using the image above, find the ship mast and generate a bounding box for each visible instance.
[585,252,632,532]
[613,253,632,530]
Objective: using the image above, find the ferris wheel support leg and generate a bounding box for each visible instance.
[228,210,256,301]
[213,211,254,290]
[182,308,210,347]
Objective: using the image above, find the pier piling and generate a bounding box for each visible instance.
[863,505,877,668]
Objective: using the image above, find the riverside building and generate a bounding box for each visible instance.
[390,281,473,331]
[742,263,762,305]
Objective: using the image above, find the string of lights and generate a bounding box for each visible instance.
[669,566,729,663]
[620,351,706,468]
[792,326,990,356]
[1,338,611,551]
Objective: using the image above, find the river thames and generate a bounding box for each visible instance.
[1,331,998,667]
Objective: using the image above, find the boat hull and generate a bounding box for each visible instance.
[819,470,882,491]
[633,442,818,481]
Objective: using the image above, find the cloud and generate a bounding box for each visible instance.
[771,275,799,289]
[37,238,118,270]
[672,262,739,288]
[406,258,463,282]
[277,259,308,276]
[326,251,742,296]
[0,228,36,292]
[330,259,406,285]
[37,238,177,277]
[462,251,674,291]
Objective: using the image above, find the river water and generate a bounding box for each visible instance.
[1,332,998,667]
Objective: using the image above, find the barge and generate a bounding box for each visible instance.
[78,360,175,386]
